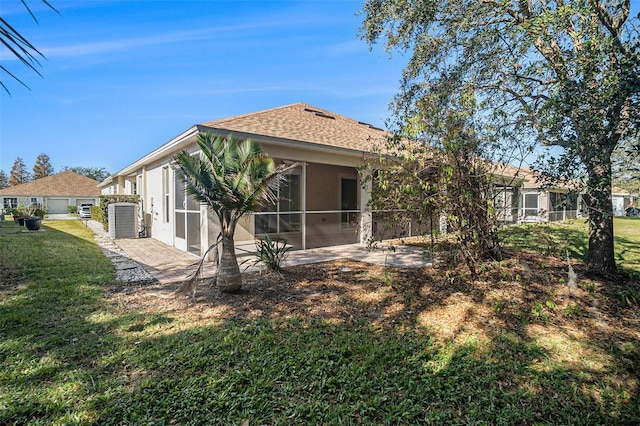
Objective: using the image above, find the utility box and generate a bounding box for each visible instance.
[108,203,138,239]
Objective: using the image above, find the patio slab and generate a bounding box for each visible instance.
[86,220,433,285]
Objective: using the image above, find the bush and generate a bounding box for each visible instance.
[98,194,139,230]
[90,205,103,222]
[250,234,292,272]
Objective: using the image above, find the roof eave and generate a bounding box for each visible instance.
[112,126,200,178]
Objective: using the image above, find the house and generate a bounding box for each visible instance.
[100,103,389,256]
[490,164,584,224]
[0,170,101,214]
[101,102,594,257]
[612,187,638,216]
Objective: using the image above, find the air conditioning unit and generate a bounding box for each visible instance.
[108,202,138,239]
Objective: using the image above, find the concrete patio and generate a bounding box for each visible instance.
[84,219,434,285]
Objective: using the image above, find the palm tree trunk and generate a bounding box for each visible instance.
[217,232,242,293]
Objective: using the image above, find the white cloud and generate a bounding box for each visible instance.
[39,21,279,59]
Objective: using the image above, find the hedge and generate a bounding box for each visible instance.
[98,195,140,230]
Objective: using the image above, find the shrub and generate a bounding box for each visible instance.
[98,194,139,230]
[249,234,292,272]
[90,205,103,222]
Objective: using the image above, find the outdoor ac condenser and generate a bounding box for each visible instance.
[108,202,138,239]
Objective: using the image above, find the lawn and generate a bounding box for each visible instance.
[1,218,639,425]
[501,217,640,274]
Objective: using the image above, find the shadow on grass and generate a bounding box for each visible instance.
[92,316,639,425]
[500,221,588,261]
[501,218,640,274]
[0,220,174,424]
[96,254,639,424]
[1,220,638,424]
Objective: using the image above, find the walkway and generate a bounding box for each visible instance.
[84,220,434,285]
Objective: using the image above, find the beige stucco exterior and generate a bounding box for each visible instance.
[99,104,383,256]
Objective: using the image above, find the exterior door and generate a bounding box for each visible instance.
[341,177,358,229]
[522,193,540,221]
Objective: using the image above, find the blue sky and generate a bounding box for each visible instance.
[0,0,406,175]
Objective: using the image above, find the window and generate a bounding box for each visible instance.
[549,192,577,211]
[549,191,579,221]
[549,192,564,212]
[30,197,38,204]
[255,173,301,235]
[162,166,170,223]
[341,177,358,228]
[3,198,17,210]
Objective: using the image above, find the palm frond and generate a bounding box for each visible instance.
[177,132,296,230]
[1,1,59,94]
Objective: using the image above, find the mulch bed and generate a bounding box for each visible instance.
[107,249,640,344]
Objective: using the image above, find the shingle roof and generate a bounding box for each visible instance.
[200,102,388,152]
[0,171,101,197]
[612,186,631,195]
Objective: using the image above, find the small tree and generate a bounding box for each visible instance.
[0,171,8,189]
[9,157,30,186]
[173,133,295,294]
[362,89,503,274]
[32,153,54,179]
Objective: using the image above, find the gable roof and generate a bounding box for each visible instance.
[0,171,101,197]
[200,102,389,152]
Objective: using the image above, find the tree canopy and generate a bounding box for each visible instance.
[62,166,110,182]
[32,153,54,179]
[9,157,30,186]
[361,0,640,276]
[0,171,8,189]
[612,139,640,193]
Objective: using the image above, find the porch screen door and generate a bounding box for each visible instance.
[174,175,201,255]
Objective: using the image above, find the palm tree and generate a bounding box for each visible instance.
[1,1,59,94]
[173,132,295,293]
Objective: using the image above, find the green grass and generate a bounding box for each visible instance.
[1,218,639,424]
[501,217,640,274]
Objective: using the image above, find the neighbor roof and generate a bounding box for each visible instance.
[0,171,101,197]
[200,102,389,152]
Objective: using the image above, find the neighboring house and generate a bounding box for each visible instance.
[100,103,388,256]
[0,171,101,214]
[491,164,583,224]
[612,187,638,216]
[519,172,582,223]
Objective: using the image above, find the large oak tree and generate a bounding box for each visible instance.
[361,0,640,276]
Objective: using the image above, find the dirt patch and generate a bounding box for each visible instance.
[107,250,640,344]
